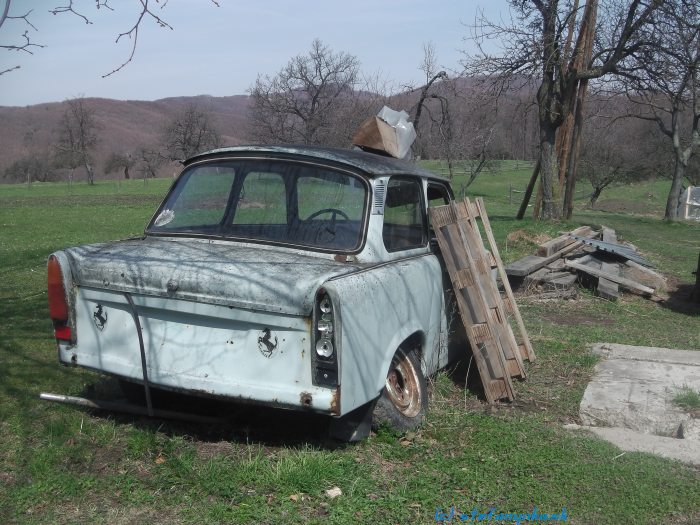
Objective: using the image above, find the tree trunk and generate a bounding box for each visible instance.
[85,162,95,185]
[516,159,540,220]
[538,122,561,219]
[665,160,686,220]
[589,185,603,205]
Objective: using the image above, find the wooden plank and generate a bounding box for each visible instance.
[451,200,526,379]
[623,260,667,291]
[475,197,536,363]
[523,267,551,287]
[598,262,620,301]
[430,205,515,403]
[601,226,617,243]
[545,273,578,289]
[506,240,584,277]
[536,225,595,256]
[540,270,576,283]
[565,260,654,296]
[598,227,621,300]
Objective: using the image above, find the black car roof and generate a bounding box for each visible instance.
[184,145,448,181]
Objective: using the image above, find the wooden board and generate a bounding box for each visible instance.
[429,198,535,403]
[536,225,595,256]
[565,260,654,296]
[506,241,583,277]
[598,227,620,300]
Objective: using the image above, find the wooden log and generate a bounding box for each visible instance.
[565,260,654,296]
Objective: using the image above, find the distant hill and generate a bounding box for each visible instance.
[0,95,251,181]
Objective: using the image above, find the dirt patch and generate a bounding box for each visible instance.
[195,440,243,461]
[591,199,661,216]
[0,470,16,486]
[540,310,616,327]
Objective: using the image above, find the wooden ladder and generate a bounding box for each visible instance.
[429,197,535,403]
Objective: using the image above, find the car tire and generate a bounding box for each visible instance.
[372,346,428,432]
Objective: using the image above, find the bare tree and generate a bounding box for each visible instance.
[465,0,664,219]
[104,152,135,179]
[623,0,700,220]
[54,96,99,184]
[579,109,663,203]
[248,39,361,145]
[3,154,57,183]
[136,148,163,178]
[0,0,220,77]
[162,103,222,161]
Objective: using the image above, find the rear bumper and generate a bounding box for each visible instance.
[60,286,339,415]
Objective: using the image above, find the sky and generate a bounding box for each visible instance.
[0,0,511,107]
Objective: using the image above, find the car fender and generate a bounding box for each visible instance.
[324,253,444,415]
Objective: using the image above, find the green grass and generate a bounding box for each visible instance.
[673,387,700,410]
[1,172,699,524]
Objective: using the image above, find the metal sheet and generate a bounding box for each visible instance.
[569,235,654,267]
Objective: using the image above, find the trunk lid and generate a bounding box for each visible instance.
[63,236,362,315]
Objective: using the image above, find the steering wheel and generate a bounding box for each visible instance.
[305,208,350,223]
[304,208,350,241]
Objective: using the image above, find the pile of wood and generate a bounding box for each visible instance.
[505,226,666,301]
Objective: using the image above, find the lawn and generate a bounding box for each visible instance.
[0,167,698,524]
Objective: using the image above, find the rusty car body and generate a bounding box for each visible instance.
[46,145,462,440]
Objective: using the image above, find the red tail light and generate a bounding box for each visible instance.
[47,255,69,322]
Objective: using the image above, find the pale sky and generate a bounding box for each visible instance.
[0,0,510,107]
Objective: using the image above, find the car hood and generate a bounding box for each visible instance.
[61,236,364,316]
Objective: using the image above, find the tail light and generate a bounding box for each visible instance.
[47,255,72,341]
[311,289,339,387]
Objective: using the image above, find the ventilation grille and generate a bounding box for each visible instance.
[373,180,386,215]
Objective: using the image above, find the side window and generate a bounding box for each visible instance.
[427,183,451,208]
[382,177,427,252]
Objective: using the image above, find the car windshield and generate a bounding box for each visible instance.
[147,159,368,252]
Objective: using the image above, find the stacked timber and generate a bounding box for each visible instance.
[505,226,666,301]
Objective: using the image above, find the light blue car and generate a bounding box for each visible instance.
[47,145,464,440]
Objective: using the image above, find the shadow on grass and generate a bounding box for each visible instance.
[43,376,349,451]
[658,283,700,317]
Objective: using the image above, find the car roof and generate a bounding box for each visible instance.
[184,145,449,181]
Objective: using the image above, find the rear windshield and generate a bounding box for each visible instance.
[147,159,368,252]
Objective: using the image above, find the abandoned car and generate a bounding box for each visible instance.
[46,145,464,440]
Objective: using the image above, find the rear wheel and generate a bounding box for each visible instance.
[372,347,427,432]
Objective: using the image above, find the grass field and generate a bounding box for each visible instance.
[1,166,699,524]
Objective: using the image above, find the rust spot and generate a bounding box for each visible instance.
[300,392,313,407]
[303,317,312,332]
[334,254,347,263]
[330,387,340,416]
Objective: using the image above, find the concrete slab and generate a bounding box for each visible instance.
[591,343,700,366]
[565,424,700,466]
[580,343,700,437]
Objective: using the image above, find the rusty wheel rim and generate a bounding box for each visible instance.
[385,350,422,418]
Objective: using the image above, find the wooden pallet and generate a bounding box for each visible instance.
[429,197,535,403]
